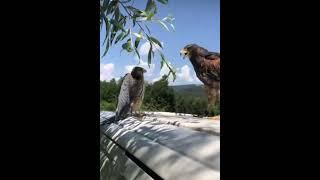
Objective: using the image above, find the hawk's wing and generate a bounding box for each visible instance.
[192,47,220,85]
[115,73,133,121]
[203,55,220,82]
[199,51,220,80]
[195,47,219,60]
[205,52,220,60]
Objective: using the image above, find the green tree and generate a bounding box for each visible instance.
[142,75,175,112]
[210,102,220,116]
[100,100,116,111]
[107,78,118,102]
[100,0,176,79]
[100,79,118,103]
[100,78,122,111]
[100,81,108,101]
[100,76,217,116]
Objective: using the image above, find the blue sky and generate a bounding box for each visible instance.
[100,0,220,85]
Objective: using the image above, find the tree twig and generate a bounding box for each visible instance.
[118,1,151,37]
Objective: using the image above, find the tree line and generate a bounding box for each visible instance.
[100,75,219,116]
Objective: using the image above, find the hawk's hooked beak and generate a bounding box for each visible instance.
[143,69,147,73]
[180,49,188,59]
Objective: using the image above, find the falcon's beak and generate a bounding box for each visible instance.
[180,49,188,59]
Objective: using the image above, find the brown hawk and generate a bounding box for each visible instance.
[180,44,220,116]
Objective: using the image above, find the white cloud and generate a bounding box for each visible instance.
[100,63,115,81]
[139,41,163,56]
[140,60,155,77]
[125,65,135,73]
[123,41,164,79]
[193,73,202,84]
[151,76,162,82]
[177,65,193,82]
[124,49,156,78]
[125,60,155,78]
[152,63,174,84]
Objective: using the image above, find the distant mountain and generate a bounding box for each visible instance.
[171,84,206,98]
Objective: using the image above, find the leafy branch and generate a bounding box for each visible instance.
[100,0,176,81]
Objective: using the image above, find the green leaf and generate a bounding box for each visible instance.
[132,32,143,39]
[110,30,117,44]
[126,6,139,13]
[134,36,141,49]
[121,29,130,41]
[121,0,131,3]
[133,31,142,49]
[122,39,133,53]
[121,43,128,50]
[103,39,110,57]
[160,59,164,69]
[170,23,175,31]
[108,19,126,44]
[120,15,127,27]
[139,10,148,17]
[156,0,168,4]
[136,17,148,21]
[109,19,124,31]
[160,53,177,81]
[148,43,153,67]
[114,32,125,44]
[145,0,155,12]
[134,47,141,60]
[115,6,120,21]
[102,0,110,11]
[100,18,103,30]
[109,19,116,25]
[132,10,148,18]
[157,20,170,31]
[133,18,136,27]
[102,16,110,45]
[106,0,117,15]
[149,36,162,48]
[147,12,154,20]
[172,72,176,81]
[163,15,175,23]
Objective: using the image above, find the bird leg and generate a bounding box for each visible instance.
[132,109,146,118]
[130,99,146,118]
[206,86,219,117]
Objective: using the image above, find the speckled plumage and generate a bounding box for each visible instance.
[115,67,146,121]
